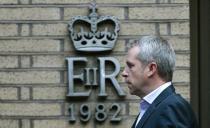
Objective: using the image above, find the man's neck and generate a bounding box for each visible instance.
[140,79,167,98]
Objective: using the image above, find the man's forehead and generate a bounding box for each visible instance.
[127,46,139,56]
[126,48,139,60]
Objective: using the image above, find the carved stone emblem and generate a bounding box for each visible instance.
[68,3,120,52]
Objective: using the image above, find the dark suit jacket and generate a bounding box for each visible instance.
[132,85,198,128]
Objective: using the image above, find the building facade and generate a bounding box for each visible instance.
[0,0,190,128]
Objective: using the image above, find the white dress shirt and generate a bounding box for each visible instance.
[135,82,172,127]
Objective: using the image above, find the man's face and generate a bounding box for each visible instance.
[122,46,147,96]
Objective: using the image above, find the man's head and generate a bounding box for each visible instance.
[122,35,176,97]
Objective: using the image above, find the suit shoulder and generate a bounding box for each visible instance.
[163,93,190,107]
[159,93,196,119]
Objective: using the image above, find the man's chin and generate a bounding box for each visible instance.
[127,84,136,95]
[129,89,135,95]
[128,89,139,96]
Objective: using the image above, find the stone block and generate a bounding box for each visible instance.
[0,0,17,4]
[0,24,18,36]
[171,0,189,3]
[0,8,60,20]
[129,102,139,115]
[21,56,31,68]
[176,54,190,67]
[0,39,61,52]
[0,56,18,68]
[96,0,155,3]
[0,120,19,128]
[172,69,189,83]
[33,0,91,4]
[159,23,168,35]
[0,71,60,84]
[171,22,189,35]
[64,37,77,52]
[0,103,61,116]
[33,87,66,100]
[97,7,124,19]
[34,119,93,128]
[21,87,30,100]
[129,6,189,20]
[113,40,126,52]
[166,37,190,51]
[95,117,136,128]
[21,119,31,128]
[64,8,88,20]
[120,23,155,35]
[0,87,18,100]
[65,7,124,20]
[20,0,30,4]
[32,55,64,68]
[158,0,169,3]
[20,24,30,36]
[32,23,67,36]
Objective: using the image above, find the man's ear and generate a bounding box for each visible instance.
[147,62,157,77]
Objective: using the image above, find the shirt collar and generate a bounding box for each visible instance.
[143,82,172,104]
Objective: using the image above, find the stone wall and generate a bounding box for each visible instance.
[0,0,189,128]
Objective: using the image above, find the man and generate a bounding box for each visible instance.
[122,35,198,128]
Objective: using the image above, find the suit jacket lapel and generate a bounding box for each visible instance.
[135,85,175,128]
[135,104,156,128]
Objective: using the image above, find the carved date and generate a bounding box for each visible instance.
[68,103,122,122]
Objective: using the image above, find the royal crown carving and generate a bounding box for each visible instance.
[68,3,120,52]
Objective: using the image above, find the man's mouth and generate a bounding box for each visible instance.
[125,81,132,87]
[125,80,131,84]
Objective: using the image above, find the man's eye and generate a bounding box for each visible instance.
[127,63,134,68]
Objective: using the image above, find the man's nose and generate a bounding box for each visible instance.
[121,68,128,77]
